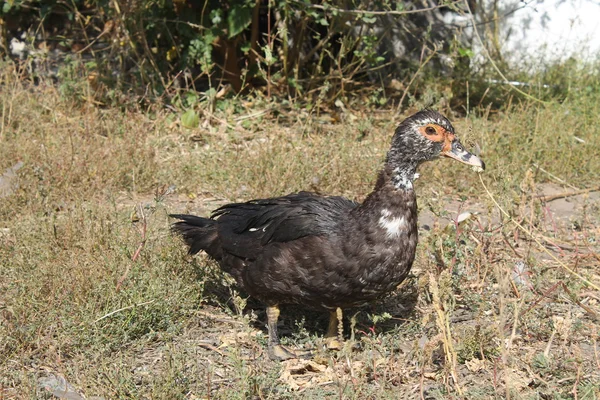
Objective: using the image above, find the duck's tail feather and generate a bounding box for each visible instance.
[170,214,222,260]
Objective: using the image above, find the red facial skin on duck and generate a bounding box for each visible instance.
[418,122,484,171]
[418,123,455,152]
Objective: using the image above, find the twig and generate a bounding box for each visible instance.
[396,45,437,114]
[580,292,600,302]
[517,281,559,321]
[463,0,549,104]
[544,328,556,357]
[535,186,600,203]
[194,309,246,325]
[75,21,113,55]
[234,108,272,122]
[429,272,463,396]
[468,0,539,28]
[532,163,580,190]
[93,300,155,323]
[516,279,599,324]
[571,360,582,399]
[204,109,247,133]
[508,299,523,355]
[501,231,523,258]
[291,0,462,16]
[419,368,426,400]
[116,204,147,291]
[527,234,574,252]
[197,341,224,356]
[523,364,555,390]
[593,326,600,370]
[559,282,600,321]
[479,174,600,292]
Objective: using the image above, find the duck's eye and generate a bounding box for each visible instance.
[425,126,437,135]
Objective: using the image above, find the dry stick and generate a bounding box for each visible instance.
[543,327,557,358]
[463,0,549,104]
[532,163,580,190]
[75,19,113,55]
[234,108,272,122]
[571,361,582,400]
[511,280,599,326]
[93,300,156,324]
[479,174,600,292]
[593,326,600,370]
[396,45,437,114]
[1,69,19,140]
[535,186,600,203]
[0,87,7,139]
[293,0,463,16]
[197,341,224,356]
[419,370,426,400]
[429,272,463,396]
[507,298,524,354]
[116,204,147,292]
[558,282,599,320]
[587,249,600,264]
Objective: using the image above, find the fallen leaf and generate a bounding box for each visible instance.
[465,358,486,372]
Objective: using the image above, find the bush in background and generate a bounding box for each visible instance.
[1,1,478,106]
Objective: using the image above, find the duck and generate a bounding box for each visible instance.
[170,110,485,360]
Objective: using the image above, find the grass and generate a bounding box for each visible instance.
[1,61,600,399]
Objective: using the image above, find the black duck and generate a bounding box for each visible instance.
[171,110,485,360]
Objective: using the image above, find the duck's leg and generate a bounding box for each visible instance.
[266,305,296,361]
[324,307,344,350]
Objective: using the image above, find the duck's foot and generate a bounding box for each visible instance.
[268,344,312,361]
[265,305,314,360]
[323,307,344,351]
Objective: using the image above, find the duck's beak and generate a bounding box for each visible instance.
[442,140,485,172]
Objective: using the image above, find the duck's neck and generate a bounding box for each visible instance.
[362,163,418,207]
[346,162,419,284]
[352,163,419,236]
[388,163,419,191]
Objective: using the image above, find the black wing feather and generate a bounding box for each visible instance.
[211,191,357,259]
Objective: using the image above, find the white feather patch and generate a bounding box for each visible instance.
[378,209,406,238]
[392,167,414,190]
[248,224,270,232]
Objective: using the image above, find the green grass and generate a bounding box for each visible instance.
[1,62,600,398]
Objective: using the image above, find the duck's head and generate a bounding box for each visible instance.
[386,110,485,186]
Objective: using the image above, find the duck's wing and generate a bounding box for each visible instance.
[211,191,358,260]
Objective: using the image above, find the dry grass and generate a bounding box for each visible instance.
[1,62,600,399]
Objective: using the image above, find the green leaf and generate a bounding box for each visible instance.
[181,109,200,129]
[458,48,474,58]
[204,88,217,102]
[2,2,13,13]
[227,4,253,38]
[263,46,276,66]
[184,91,199,107]
[240,42,251,54]
[362,15,376,24]
[210,9,223,25]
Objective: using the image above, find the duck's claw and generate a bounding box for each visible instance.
[268,343,296,361]
[268,344,312,361]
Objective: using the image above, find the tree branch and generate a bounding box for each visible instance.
[291,0,463,17]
